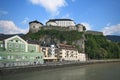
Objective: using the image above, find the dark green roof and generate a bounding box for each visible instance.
[51,19,73,21]
[29,20,43,25]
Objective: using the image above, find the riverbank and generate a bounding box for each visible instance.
[0,59,120,75]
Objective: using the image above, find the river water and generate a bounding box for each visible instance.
[1,62,120,80]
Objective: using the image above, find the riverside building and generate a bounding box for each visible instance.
[0,35,44,67]
[58,44,86,61]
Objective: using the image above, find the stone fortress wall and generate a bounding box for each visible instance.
[29,19,103,36]
[29,19,85,33]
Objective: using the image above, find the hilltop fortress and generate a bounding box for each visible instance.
[29,19,86,33]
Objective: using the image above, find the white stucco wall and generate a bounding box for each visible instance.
[60,49,86,61]
[46,22,57,26]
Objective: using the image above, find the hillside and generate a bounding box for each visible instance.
[24,29,120,59]
[85,34,120,59]
[24,29,84,52]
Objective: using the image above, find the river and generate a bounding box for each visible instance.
[1,62,120,80]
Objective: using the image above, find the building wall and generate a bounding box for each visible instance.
[4,36,41,53]
[78,53,86,61]
[28,44,39,53]
[5,37,27,52]
[41,46,58,61]
[46,22,57,26]
[59,49,86,61]
[55,21,75,27]
[0,51,44,67]
[0,36,44,67]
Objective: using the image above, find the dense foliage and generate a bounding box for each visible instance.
[25,29,83,45]
[85,34,120,59]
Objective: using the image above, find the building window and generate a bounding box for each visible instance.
[0,56,2,60]
[9,44,12,47]
[25,56,27,59]
[22,56,25,59]
[41,56,43,59]
[21,45,24,48]
[0,44,3,47]
[11,56,14,59]
[16,44,19,48]
[37,56,40,59]
[9,49,12,51]
[7,56,14,59]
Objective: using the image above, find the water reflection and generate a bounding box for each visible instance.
[1,63,120,80]
[1,66,86,80]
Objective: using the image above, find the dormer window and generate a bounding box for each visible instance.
[16,40,18,42]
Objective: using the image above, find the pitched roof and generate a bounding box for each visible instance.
[47,19,74,22]
[29,20,43,25]
[26,39,39,45]
[58,44,76,50]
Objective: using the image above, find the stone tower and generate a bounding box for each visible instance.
[76,24,85,32]
[29,20,43,33]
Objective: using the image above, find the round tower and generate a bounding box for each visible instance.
[76,24,85,32]
[29,20,43,33]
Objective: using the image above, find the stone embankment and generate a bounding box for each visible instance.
[0,59,120,75]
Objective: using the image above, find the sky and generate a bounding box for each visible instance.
[0,0,120,35]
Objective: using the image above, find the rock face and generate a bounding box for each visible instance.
[38,35,85,53]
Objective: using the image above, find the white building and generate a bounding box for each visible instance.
[46,19,76,27]
[41,45,58,62]
[58,44,86,61]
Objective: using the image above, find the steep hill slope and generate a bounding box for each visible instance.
[85,34,120,59]
[24,29,120,59]
[24,29,85,52]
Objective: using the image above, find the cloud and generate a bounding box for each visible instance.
[102,24,120,35]
[81,22,92,30]
[106,22,111,26]
[21,17,29,24]
[0,20,29,34]
[0,10,8,17]
[29,0,66,15]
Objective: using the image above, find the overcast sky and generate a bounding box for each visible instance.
[0,0,120,35]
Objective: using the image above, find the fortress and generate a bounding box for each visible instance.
[29,19,86,33]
